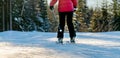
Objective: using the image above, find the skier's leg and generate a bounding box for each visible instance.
[57,12,66,43]
[66,12,76,43]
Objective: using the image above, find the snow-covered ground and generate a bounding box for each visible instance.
[0,31,120,58]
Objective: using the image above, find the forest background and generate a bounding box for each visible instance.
[0,0,120,32]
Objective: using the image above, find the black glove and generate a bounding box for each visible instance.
[74,6,76,8]
[74,8,77,12]
[74,6,77,12]
[50,6,54,10]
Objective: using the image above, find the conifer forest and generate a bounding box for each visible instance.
[0,0,120,32]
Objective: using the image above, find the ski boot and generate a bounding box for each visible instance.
[58,38,63,44]
[70,37,75,43]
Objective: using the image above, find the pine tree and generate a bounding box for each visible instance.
[11,0,50,31]
[89,9,102,32]
[39,0,50,32]
[12,0,23,31]
[112,0,120,31]
[76,0,90,32]
[100,0,109,32]
[89,0,109,32]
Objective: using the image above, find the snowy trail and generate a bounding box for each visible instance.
[0,31,120,58]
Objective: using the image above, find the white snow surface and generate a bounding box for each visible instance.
[0,31,120,58]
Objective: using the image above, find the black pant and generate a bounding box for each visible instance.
[57,12,76,38]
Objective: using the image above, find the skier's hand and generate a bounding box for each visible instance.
[74,6,77,12]
[50,6,54,10]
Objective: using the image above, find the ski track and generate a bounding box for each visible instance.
[0,31,120,58]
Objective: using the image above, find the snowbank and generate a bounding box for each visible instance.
[0,31,120,58]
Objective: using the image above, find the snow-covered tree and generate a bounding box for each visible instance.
[0,0,50,32]
[39,0,50,32]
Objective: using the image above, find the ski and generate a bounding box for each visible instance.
[56,41,76,45]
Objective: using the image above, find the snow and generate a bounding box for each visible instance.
[0,31,120,58]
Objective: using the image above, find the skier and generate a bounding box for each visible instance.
[50,0,78,43]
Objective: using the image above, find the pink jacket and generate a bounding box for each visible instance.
[50,0,77,12]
